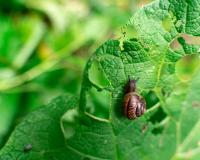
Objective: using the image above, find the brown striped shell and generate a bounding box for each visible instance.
[123,79,146,119]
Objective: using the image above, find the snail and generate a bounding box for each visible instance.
[123,77,146,119]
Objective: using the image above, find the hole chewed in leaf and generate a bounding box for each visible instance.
[162,15,173,32]
[179,34,200,45]
[120,24,140,40]
[170,34,200,52]
[170,37,183,51]
[61,109,79,139]
[152,126,164,134]
[88,60,110,89]
[176,54,200,81]
[86,87,111,119]
[144,91,159,110]
[150,108,168,135]
[149,107,167,124]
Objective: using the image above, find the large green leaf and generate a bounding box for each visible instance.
[0,72,200,159]
[0,0,200,160]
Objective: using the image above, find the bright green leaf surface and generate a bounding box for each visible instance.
[0,0,200,160]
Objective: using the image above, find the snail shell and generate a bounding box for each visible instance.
[123,79,146,119]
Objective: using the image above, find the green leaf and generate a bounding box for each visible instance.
[62,69,200,160]
[0,0,200,160]
[65,0,200,159]
[79,0,200,124]
[0,95,80,160]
